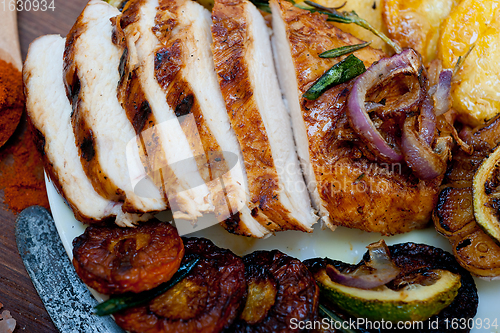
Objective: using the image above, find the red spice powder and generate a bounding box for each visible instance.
[0,118,50,213]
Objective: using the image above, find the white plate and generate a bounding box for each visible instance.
[45,175,500,332]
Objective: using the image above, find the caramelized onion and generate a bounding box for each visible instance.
[402,116,448,180]
[347,49,424,163]
[326,240,400,289]
[419,96,436,146]
[432,69,453,117]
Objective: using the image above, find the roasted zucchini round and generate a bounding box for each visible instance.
[305,243,478,333]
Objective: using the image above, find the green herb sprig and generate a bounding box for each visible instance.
[303,54,366,100]
[319,41,371,58]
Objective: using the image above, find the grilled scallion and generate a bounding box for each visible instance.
[94,258,199,316]
[303,54,365,100]
[319,41,371,58]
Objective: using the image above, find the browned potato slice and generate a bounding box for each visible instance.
[438,0,499,69]
[446,7,500,125]
[382,0,458,63]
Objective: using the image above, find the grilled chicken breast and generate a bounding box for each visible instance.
[24,35,151,226]
[123,0,269,237]
[115,0,217,221]
[271,0,441,234]
[63,0,166,215]
[212,0,317,232]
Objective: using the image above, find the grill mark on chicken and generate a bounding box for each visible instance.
[155,43,229,200]
[25,35,152,226]
[272,0,441,234]
[150,0,271,236]
[115,4,182,209]
[63,0,166,215]
[64,5,124,202]
[153,9,232,196]
[211,0,291,232]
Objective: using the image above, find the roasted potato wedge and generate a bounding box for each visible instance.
[382,0,458,63]
[449,11,500,125]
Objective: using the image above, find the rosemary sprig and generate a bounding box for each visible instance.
[319,41,371,58]
[303,0,401,53]
[252,0,401,53]
[453,44,475,76]
[93,258,199,316]
[319,304,360,333]
[303,54,366,100]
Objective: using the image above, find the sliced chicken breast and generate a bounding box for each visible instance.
[24,35,151,226]
[212,0,317,232]
[117,0,269,237]
[271,0,440,235]
[115,0,215,221]
[63,0,166,215]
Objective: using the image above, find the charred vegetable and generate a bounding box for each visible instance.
[473,145,500,242]
[72,220,184,295]
[305,242,478,332]
[113,237,246,333]
[325,240,400,289]
[433,115,500,279]
[94,258,199,316]
[229,250,319,333]
[319,268,460,322]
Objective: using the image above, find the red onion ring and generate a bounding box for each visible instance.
[326,240,400,290]
[402,116,448,180]
[347,49,425,163]
[418,96,436,146]
[432,69,453,117]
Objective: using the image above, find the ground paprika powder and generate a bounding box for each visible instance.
[0,59,49,213]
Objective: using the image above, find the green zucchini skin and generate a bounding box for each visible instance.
[304,242,478,333]
[315,271,460,323]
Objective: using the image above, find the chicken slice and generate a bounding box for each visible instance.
[117,0,269,237]
[115,0,217,221]
[211,0,317,232]
[24,35,151,226]
[271,0,441,235]
[63,0,166,215]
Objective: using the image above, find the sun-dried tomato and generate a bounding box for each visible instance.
[72,220,184,295]
[229,250,319,333]
[113,237,246,333]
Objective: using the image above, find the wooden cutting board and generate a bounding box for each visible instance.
[0,2,87,332]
